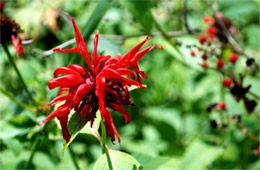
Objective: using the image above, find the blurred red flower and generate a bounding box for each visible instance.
[11,35,25,58]
[40,13,160,143]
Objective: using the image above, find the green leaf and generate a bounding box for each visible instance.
[3,138,23,156]
[68,112,89,135]
[120,0,153,34]
[134,153,180,170]
[93,150,142,170]
[82,0,113,40]
[63,111,101,154]
[180,140,223,170]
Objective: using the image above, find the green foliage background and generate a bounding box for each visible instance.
[0,0,259,169]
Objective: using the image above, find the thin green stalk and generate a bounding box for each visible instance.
[101,120,113,170]
[0,87,36,112]
[68,146,80,170]
[25,134,41,169]
[152,14,182,54]
[2,44,37,106]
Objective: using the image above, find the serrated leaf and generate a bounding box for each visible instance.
[120,0,153,34]
[93,150,142,170]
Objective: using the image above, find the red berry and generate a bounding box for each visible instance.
[222,78,232,87]
[190,50,195,56]
[199,35,207,44]
[201,53,207,60]
[229,53,238,64]
[207,27,218,38]
[217,102,226,110]
[201,61,208,69]
[216,59,224,69]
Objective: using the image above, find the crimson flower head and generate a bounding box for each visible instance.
[40,13,161,143]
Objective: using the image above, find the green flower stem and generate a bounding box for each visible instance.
[2,44,37,106]
[0,87,36,112]
[152,14,181,53]
[101,120,113,170]
[25,134,41,169]
[68,146,80,170]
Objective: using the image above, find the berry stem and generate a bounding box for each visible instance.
[2,43,37,106]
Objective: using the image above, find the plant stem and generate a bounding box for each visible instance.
[25,134,41,169]
[101,120,113,170]
[2,44,37,106]
[0,87,36,112]
[68,146,80,170]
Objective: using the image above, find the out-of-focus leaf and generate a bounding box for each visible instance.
[82,0,112,40]
[0,121,30,139]
[93,150,141,170]
[180,140,223,170]
[120,0,153,34]
[3,138,23,156]
[134,153,180,170]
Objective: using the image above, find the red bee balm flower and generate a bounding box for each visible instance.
[40,14,160,143]
[11,35,25,58]
[229,52,238,64]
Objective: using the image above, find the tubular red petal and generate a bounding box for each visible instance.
[109,102,131,123]
[92,32,99,67]
[96,73,106,110]
[68,64,87,76]
[123,77,146,89]
[101,108,121,143]
[102,68,124,82]
[48,93,73,106]
[57,88,69,96]
[48,75,84,90]
[53,47,78,53]
[58,114,71,143]
[65,14,91,69]
[39,109,59,126]
[54,67,78,77]
[131,45,157,63]
[116,68,135,79]
[72,82,92,107]
[117,36,150,67]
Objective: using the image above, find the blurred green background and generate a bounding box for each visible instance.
[0,0,259,169]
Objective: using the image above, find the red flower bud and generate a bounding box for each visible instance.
[217,102,226,110]
[190,50,195,56]
[222,78,232,87]
[229,52,238,64]
[201,61,208,69]
[216,59,224,69]
[199,35,207,44]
